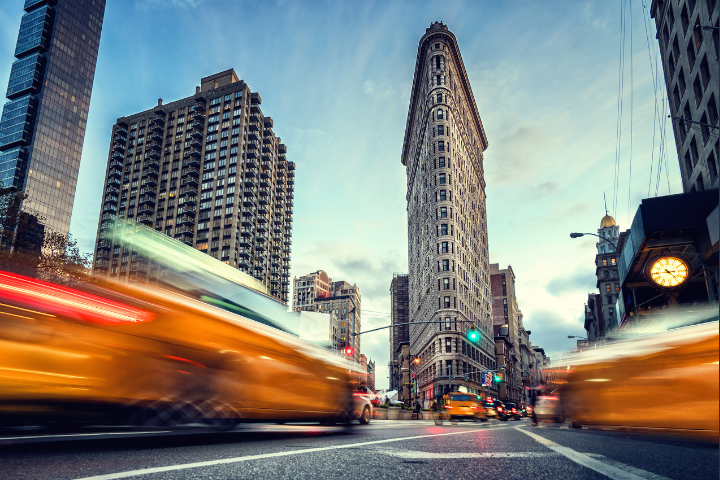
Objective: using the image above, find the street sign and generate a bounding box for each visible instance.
[482,371,492,387]
[411,373,417,379]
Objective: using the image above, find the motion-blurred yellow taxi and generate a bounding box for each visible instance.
[560,320,718,441]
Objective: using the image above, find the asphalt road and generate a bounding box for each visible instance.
[0,419,716,480]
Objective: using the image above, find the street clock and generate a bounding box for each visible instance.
[646,254,691,289]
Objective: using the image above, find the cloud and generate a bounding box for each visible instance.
[545,268,597,297]
[135,0,204,10]
[523,310,586,357]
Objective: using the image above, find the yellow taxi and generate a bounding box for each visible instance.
[434,392,487,425]
[560,320,718,441]
[0,269,357,428]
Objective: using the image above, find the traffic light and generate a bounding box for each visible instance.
[494,373,503,383]
[344,347,353,356]
[413,357,420,364]
[468,325,479,342]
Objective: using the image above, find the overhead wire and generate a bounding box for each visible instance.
[612,0,628,218]
[627,0,634,223]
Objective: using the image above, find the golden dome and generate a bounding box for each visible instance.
[600,214,617,229]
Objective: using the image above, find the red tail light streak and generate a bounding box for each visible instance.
[0,271,154,325]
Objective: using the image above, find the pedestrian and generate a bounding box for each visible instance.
[529,388,538,426]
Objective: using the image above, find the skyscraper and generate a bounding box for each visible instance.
[402,22,494,404]
[389,273,409,391]
[0,0,105,235]
[93,69,294,304]
[650,0,718,191]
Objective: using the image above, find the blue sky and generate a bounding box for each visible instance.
[0,0,682,389]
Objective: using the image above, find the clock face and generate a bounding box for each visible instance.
[649,256,689,288]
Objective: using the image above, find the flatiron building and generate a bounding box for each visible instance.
[402,22,495,404]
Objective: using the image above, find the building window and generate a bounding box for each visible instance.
[438,157,445,167]
[441,241,449,253]
[438,125,444,135]
[606,284,611,292]
[444,296,451,308]
[441,224,448,235]
[440,206,447,217]
[442,259,450,271]
[439,190,447,201]
[437,93,442,103]
[445,337,452,353]
[615,283,620,292]
[439,173,446,184]
[443,278,450,290]
[438,141,445,151]
[611,257,616,265]
[438,109,443,120]
[602,259,608,266]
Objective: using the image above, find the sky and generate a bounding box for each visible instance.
[0,0,683,389]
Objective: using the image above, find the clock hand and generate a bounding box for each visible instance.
[664,269,679,280]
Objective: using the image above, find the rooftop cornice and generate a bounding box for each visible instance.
[401,25,489,167]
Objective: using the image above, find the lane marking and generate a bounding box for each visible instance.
[374,447,555,459]
[74,429,481,480]
[516,427,667,480]
[374,447,608,460]
[0,431,172,441]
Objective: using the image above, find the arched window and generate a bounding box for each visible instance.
[435,56,441,69]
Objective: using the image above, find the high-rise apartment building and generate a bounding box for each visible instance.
[651,0,718,191]
[0,0,105,235]
[93,69,294,304]
[403,22,494,404]
[389,273,409,391]
[292,270,361,361]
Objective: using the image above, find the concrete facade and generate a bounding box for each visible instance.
[93,69,293,304]
[651,0,719,192]
[292,270,361,362]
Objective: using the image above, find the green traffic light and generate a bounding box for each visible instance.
[468,325,478,341]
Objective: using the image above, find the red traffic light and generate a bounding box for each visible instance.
[345,347,353,356]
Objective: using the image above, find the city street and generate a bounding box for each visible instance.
[0,419,716,480]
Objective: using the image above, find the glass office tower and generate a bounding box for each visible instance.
[0,0,106,237]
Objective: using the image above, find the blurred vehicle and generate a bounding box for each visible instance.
[504,401,522,421]
[494,401,509,421]
[352,388,373,424]
[560,320,719,441]
[534,394,564,423]
[434,392,487,425]
[0,226,362,430]
[482,398,503,420]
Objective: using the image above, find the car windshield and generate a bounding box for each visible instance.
[450,395,475,401]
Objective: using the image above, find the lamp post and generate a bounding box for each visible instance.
[570,232,620,252]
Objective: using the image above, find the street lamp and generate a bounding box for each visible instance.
[570,232,619,252]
